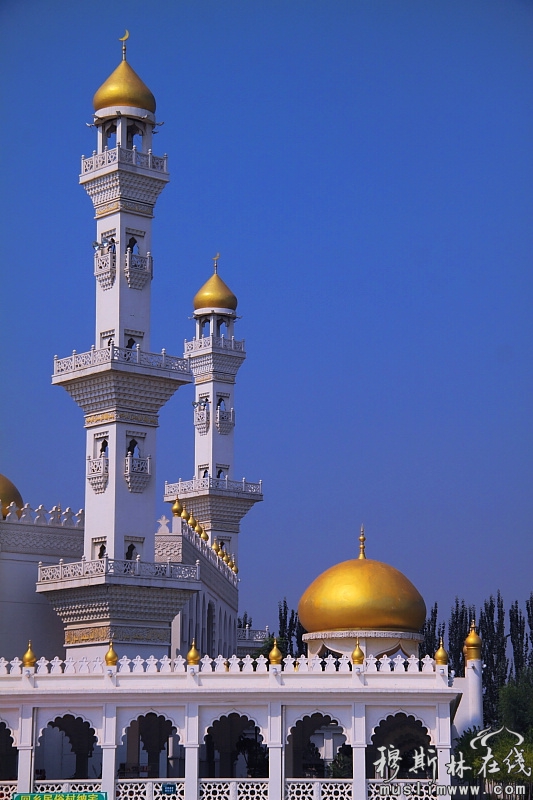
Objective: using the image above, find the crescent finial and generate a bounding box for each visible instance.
[119,29,130,60]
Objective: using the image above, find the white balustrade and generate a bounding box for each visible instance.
[199,779,268,800]
[81,146,168,175]
[164,476,262,499]
[54,345,190,376]
[367,779,438,798]
[35,782,102,793]
[0,783,17,800]
[37,557,199,584]
[236,627,269,643]
[285,780,353,800]
[184,335,245,353]
[0,502,83,528]
[178,521,238,586]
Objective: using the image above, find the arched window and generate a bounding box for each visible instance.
[125,543,136,561]
[98,544,107,559]
[201,714,267,778]
[286,714,351,779]
[127,439,138,457]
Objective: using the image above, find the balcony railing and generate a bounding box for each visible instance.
[54,345,191,376]
[164,476,262,500]
[37,556,200,584]
[81,146,168,176]
[237,625,270,643]
[184,335,245,354]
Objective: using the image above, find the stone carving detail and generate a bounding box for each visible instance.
[124,455,151,492]
[194,408,210,435]
[87,455,109,493]
[85,411,159,428]
[215,407,234,435]
[65,625,170,646]
[94,251,116,290]
[124,250,153,290]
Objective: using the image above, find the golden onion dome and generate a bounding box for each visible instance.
[464,621,482,661]
[0,474,23,519]
[193,271,238,311]
[93,54,156,113]
[269,638,283,665]
[298,558,426,634]
[181,508,190,522]
[104,641,118,666]
[351,639,365,665]
[22,640,36,667]
[172,498,183,517]
[434,637,449,665]
[212,539,220,554]
[187,639,200,665]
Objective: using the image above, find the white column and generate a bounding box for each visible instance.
[101,703,117,796]
[16,705,34,792]
[184,703,199,800]
[268,701,284,800]
[352,702,366,800]
[466,659,483,729]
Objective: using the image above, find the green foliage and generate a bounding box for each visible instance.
[278,598,305,657]
[509,600,529,681]
[480,592,508,726]
[448,598,476,676]
[329,745,353,778]
[419,602,445,660]
[499,666,533,737]
[236,728,269,778]
[237,611,253,629]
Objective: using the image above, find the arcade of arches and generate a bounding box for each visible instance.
[22,711,435,781]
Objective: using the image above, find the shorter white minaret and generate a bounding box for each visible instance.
[464,620,484,729]
[164,256,262,562]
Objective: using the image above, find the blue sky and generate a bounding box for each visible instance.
[1,0,533,632]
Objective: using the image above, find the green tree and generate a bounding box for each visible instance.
[237,611,253,629]
[526,592,533,669]
[479,592,508,726]
[509,600,529,681]
[419,602,445,659]
[499,665,533,738]
[448,598,476,676]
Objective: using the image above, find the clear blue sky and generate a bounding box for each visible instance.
[1,0,532,633]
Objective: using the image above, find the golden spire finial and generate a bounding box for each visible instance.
[105,640,118,666]
[22,640,36,667]
[358,524,366,559]
[351,638,364,665]
[187,639,200,665]
[212,253,220,274]
[269,638,283,665]
[434,636,449,665]
[119,30,130,61]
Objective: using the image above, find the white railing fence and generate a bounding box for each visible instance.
[285,779,353,799]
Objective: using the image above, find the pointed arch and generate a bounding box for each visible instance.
[367,712,435,780]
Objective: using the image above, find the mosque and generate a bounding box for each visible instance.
[0,38,484,800]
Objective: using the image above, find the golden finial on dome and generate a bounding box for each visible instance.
[269,638,283,665]
[434,636,449,665]
[464,620,482,661]
[358,524,366,559]
[22,640,36,667]
[351,638,364,665]
[93,31,156,113]
[200,528,209,541]
[105,640,118,666]
[212,539,220,554]
[187,639,200,665]
[181,507,190,522]
[172,498,183,517]
[193,259,238,312]
[223,550,231,565]
[188,515,197,530]
[194,521,202,535]
[231,558,239,574]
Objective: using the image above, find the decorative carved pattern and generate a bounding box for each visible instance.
[38,557,198,585]
[54,346,190,377]
[285,781,352,800]
[124,455,151,493]
[82,170,167,211]
[215,408,234,435]
[87,456,109,493]
[35,783,101,795]
[94,251,116,290]
[184,336,245,353]
[65,625,170,646]
[164,477,262,498]
[124,250,153,289]
[0,784,17,800]
[81,147,168,176]
[199,781,268,800]
[57,372,190,416]
[194,408,210,435]
[187,353,245,379]
[85,411,159,428]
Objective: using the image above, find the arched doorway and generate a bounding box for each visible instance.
[201,714,267,778]
[0,721,17,779]
[286,714,351,778]
[34,715,101,779]
[367,713,435,780]
[117,714,179,778]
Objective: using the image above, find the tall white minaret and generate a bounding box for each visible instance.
[164,256,262,562]
[38,36,198,659]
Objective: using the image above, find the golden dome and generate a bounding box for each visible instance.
[298,558,426,634]
[434,637,449,665]
[0,474,23,519]
[464,621,482,661]
[269,639,283,665]
[93,57,156,113]
[193,271,238,311]
[22,640,36,667]
[187,639,200,665]
[105,641,118,666]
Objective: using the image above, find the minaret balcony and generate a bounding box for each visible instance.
[53,345,191,379]
[36,555,200,589]
[124,455,151,493]
[94,250,116,290]
[216,407,235,434]
[81,146,168,177]
[164,476,262,501]
[124,249,153,289]
[194,407,210,435]
[87,455,109,494]
[184,335,245,354]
